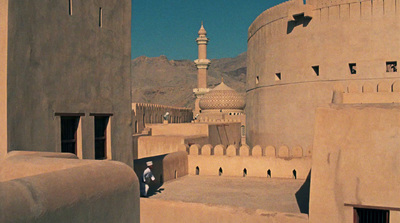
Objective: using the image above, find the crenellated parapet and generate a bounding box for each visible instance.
[132,103,193,134]
[186,143,308,158]
[186,143,311,179]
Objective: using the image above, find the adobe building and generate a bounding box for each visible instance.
[1,0,133,166]
[246,0,400,155]
[245,0,400,222]
[0,1,139,222]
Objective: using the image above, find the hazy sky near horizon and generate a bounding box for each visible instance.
[131,0,287,60]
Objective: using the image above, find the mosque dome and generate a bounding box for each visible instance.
[199,82,245,110]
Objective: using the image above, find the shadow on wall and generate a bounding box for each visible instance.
[133,151,188,197]
[134,154,166,197]
[287,16,312,34]
[295,170,311,214]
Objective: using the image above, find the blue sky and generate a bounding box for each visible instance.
[131,0,287,60]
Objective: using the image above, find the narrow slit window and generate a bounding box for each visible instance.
[99,7,103,27]
[349,63,357,74]
[312,65,319,76]
[256,76,259,84]
[267,169,271,178]
[69,0,73,15]
[243,168,247,177]
[219,167,223,176]
[275,73,281,81]
[292,169,297,179]
[386,61,397,72]
[196,166,200,175]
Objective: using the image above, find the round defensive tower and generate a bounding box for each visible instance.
[246,0,400,153]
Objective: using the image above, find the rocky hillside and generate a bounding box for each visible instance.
[131,52,246,109]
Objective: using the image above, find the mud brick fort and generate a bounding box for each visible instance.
[1,0,400,222]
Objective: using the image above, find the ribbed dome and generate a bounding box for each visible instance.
[199,82,245,110]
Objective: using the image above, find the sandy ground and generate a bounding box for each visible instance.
[146,175,307,213]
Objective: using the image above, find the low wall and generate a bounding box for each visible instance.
[138,135,207,159]
[187,144,311,179]
[141,199,308,223]
[134,151,188,194]
[208,122,241,146]
[0,151,140,223]
[148,123,209,137]
[189,156,311,179]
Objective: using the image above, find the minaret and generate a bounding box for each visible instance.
[193,22,211,116]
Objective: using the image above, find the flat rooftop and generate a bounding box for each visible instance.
[147,175,308,214]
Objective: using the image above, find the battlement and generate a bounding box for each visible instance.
[183,143,311,179]
[132,103,193,134]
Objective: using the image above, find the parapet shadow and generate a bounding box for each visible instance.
[134,154,167,197]
[295,170,311,214]
[287,16,312,34]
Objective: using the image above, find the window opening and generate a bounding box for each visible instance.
[99,7,103,27]
[267,169,271,178]
[256,76,259,84]
[243,168,247,177]
[275,73,281,81]
[354,208,389,223]
[386,61,397,72]
[312,65,319,76]
[95,116,109,160]
[196,166,200,175]
[219,167,223,176]
[174,170,177,179]
[293,169,297,179]
[69,0,73,15]
[349,63,357,74]
[61,116,79,154]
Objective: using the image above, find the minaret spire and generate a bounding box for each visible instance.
[193,22,211,116]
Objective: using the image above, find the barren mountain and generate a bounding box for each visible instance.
[131,52,246,109]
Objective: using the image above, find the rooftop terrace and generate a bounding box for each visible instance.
[146,175,309,214]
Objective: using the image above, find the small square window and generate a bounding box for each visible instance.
[349,63,357,74]
[386,61,397,72]
[275,73,281,81]
[312,65,319,76]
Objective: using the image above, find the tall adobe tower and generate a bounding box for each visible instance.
[193,22,211,115]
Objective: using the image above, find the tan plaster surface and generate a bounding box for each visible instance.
[309,104,400,223]
[0,152,140,223]
[0,0,7,158]
[189,155,311,179]
[246,0,400,152]
[148,175,307,213]
[141,198,308,223]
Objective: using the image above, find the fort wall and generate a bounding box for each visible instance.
[309,104,400,223]
[6,0,133,166]
[187,144,311,179]
[247,0,400,151]
[132,103,193,134]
